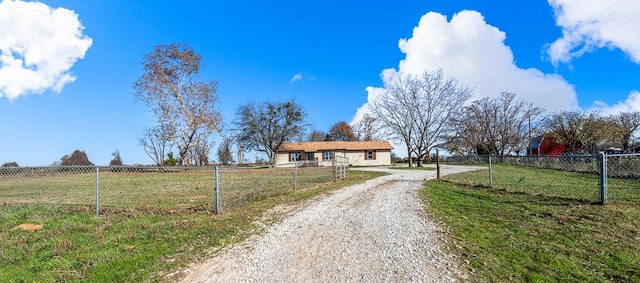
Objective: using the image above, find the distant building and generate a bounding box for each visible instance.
[276,141,394,166]
[527,135,566,155]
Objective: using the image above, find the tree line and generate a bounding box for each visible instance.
[8,42,632,168]
[368,70,640,166]
[134,43,640,167]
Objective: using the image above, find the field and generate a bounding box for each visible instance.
[424,167,640,282]
[443,164,640,204]
[0,166,340,214]
[0,168,385,282]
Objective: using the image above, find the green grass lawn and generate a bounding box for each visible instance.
[0,166,341,214]
[0,169,386,282]
[423,179,640,282]
[443,164,640,204]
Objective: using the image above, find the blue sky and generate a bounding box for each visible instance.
[1,0,639,166]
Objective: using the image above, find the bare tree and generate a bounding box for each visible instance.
[450,92,543,156]
[236,134,245,164]
[370,70,472,166]
[307,130,327,142]
[217,136,235,165]
[188,132,213,166]
[327,121,357,141]
[133,43,222,166]
[139,124,174,165]
[369,74,417,166]
[353,114,380,141]
[610,111,640,151]
[236,100,307,164]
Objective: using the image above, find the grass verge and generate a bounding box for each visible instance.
[422,180,640,282]
[0,170,386,282]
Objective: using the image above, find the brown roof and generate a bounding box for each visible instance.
[279,141,394,153]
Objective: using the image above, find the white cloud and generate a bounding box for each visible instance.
[590,90,640,114]
[0,0,92,100]
[546,0,640,64]
[289,72,314,84]
[353,10,578,127]
[289,72,303,84]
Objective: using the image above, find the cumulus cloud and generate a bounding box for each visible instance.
[352,10,578,125]
[546,0,640,64]
[0,0,92,100]
[590,90,640,114]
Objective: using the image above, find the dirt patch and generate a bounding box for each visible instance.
[12,223,44,232]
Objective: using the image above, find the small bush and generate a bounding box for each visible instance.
[1,161,19,167]
[60,150,94,166]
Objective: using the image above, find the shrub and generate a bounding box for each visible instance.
[60,150,94,166]
[1,161,19,167]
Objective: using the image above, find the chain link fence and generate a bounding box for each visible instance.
[602,153,640,204]
[441,154,640,205]
[0,161,350,215]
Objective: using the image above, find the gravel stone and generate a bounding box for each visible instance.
[179,165,482,282]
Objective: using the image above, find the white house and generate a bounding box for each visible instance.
[275,141,394,166]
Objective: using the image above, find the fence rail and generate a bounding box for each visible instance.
[442,153,640,204]
[0,161,349,215]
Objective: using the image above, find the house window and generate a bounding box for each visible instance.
[289,152,301,162]
[365,150,376,160]
[323,151,333,161]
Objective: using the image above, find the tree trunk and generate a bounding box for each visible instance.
[406,144,413,167]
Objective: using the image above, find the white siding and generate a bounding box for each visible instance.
[275,149,392,166]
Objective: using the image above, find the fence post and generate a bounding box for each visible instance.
[332,158,337,181]
[599,152,607,205]
[488,155,493,187]
[294,163,298,190]
[436,148,441,180]
[214,166,220,214]
[95,166,100,216]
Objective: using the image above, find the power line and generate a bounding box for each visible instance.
[607,12,640,33]
[593,0,624,19]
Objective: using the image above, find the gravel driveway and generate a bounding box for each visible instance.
[179,165,481,282]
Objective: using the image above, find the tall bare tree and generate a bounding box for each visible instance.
[370,70,472,166]
[353,114,380,141]
[134,43,222,166]
[236,100,307,164]
[450,92,543,156]
[327,121,357,141]
[370,74,418,166]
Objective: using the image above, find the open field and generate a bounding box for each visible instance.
[443,164,640,204]
[423,175,640,281]
[0,169,386,282]
[0,166,339,214]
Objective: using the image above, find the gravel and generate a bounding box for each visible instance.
[179,165,481,282]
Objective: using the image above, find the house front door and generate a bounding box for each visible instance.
[307,153,315,161]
